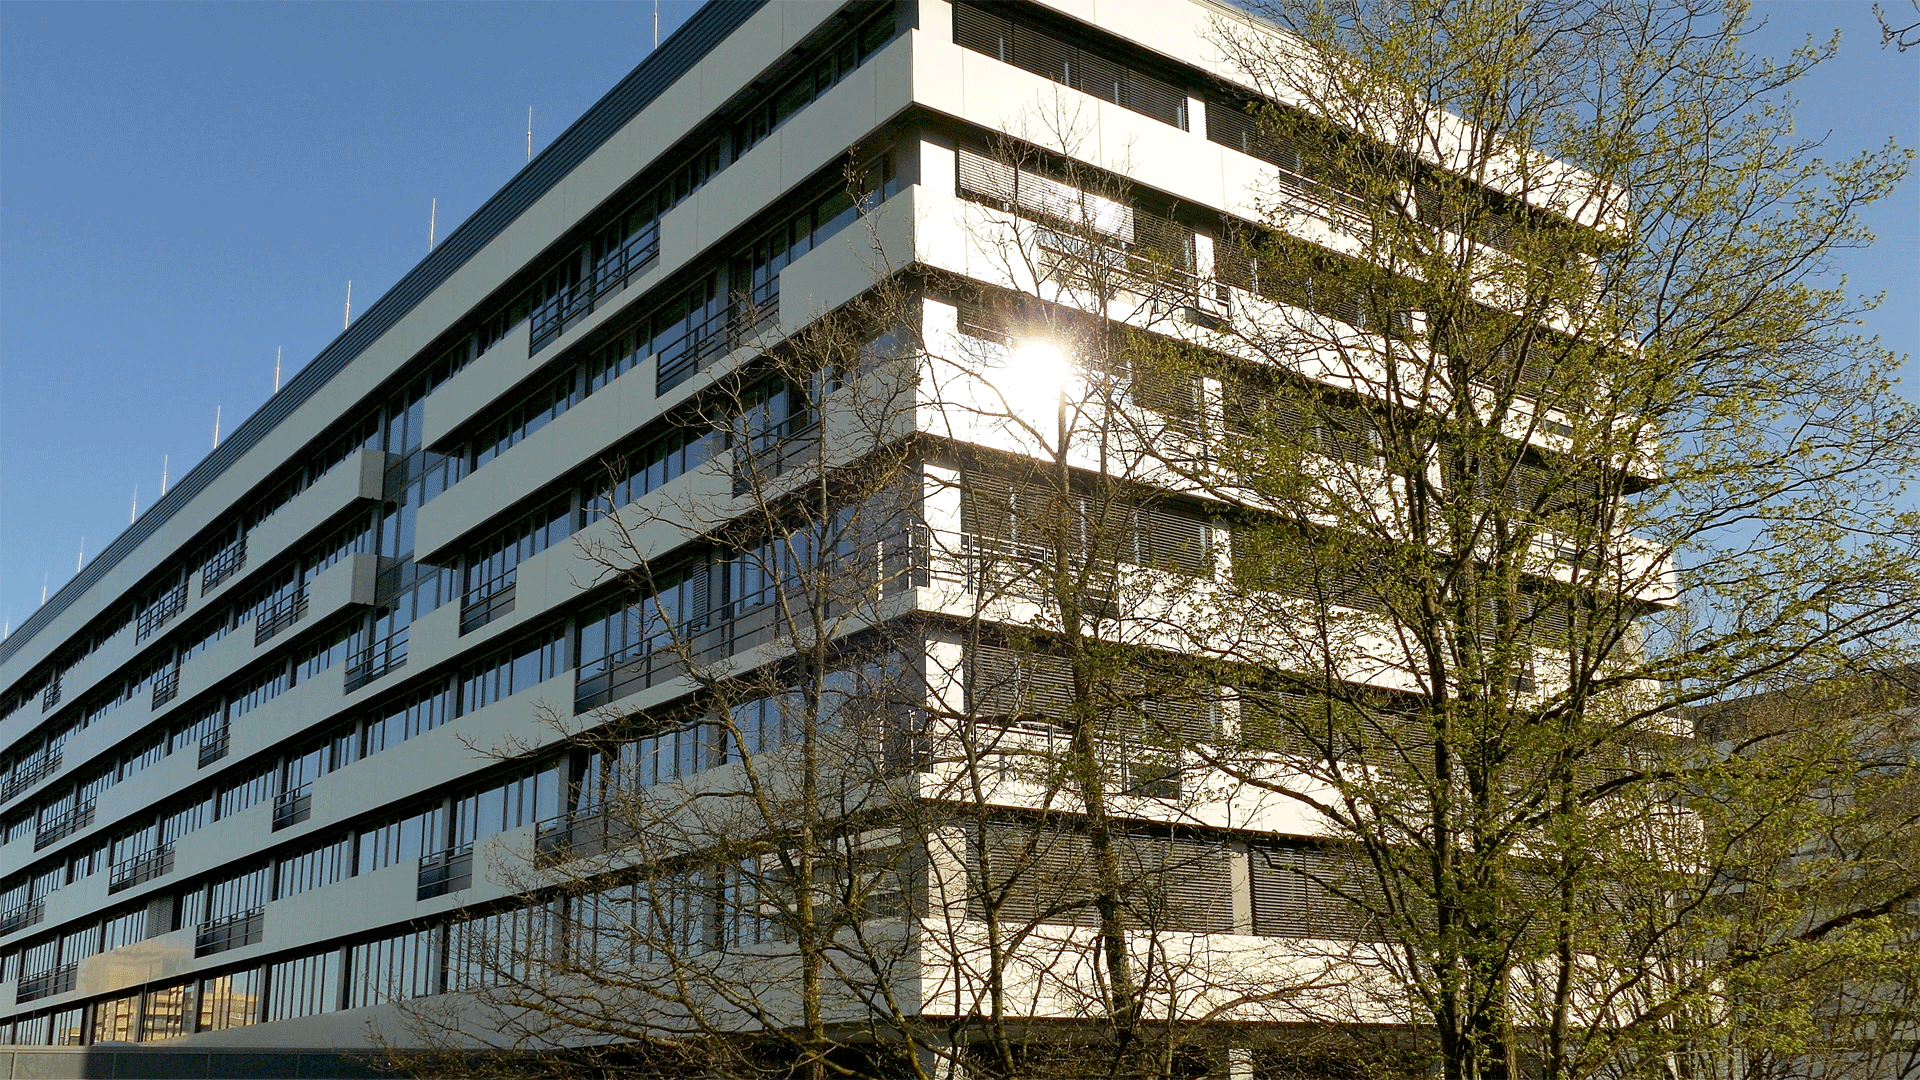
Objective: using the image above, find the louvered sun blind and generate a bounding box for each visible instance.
[969,644,1222,741]
[1243,689,1413,759]
[957,148,1136,242]
[1509,463,1603,519]
[1239,690,1322,754]
[968,824,1233,933]
[1446,458,1603,525]
[1314,406,1380,466]
[1451,305,1560,390]
[1142,690,1222,744]
[1312,557,1388,615]
[1525,594,1579,645]
[1304,274,1374,336]
[1222,374,1277,436]
[970,644,1078,722]
[958,471,1012,541]
[1132,211,1196,269]
[1220,377,1379,467]
[1204,100,1374,208]
[1128,362,1206,437]
[1205,102,1316,184]
[955,295,1012,344]
[955,147,1016,207]
[1214,238,1407,337]
[954,3,1188,129]
[1414,182,1521,253]
[1138,503,1212,575]
[1250,846,1385,940]
[961,472,1212,574]
[1241,689,1433,760]
[959,473,1077,555]
[1228,524,1390,614]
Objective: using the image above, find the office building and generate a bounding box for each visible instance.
[0,1,1643,1074]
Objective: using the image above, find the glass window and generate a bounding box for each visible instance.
[266,950,340,1022]
[357,803,445,875]
[91,993,139,1043]
[141,984,191,1042]
[208,865,270,921]
[49,1007,83,1046]
[277,836,352,900]
[460,627,566,715]
[361,685,453,757]
[217,769,274,820]
[100,908,146,952]
[198,968,263,1031]
[347,928,439,1008]
[448,903,550,992]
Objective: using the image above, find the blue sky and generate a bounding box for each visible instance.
[1,1,1914,640]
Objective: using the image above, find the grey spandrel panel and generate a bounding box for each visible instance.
[109,1051,213,1079]
[291,1054,390,1080]
[206,1053,302,1079]
[0,1,772,676]
[7,1050,114,1080]
[0,1051,398,1080]
[33,628,140,734]
[412,360,661,565]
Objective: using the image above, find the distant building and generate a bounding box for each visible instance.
[1698,668,1920,1080]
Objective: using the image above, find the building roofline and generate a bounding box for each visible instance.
[1,0,768,670]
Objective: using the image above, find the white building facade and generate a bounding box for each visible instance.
[0,2,1644,1074]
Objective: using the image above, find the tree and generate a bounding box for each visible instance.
[1687,670,1920,1080]
[1127,1,1920,1077]
[383,3,1919,1076]
[1879,1,1920,51]
[387,141,1312,1080]
[392,254,953,1079]
[918,117,1332,1078]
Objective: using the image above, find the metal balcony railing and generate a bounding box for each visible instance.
[34,798,96,851]
[195,908,265,957]
[573,637,684,713]
[271,785,312,831]
[0,897,45,936]
[459,572,517,636]
[529,221,661,354]
[533,805,633,864]
[200,537,248,595]
[108,844,174,893]
[16,963,77,1004]
[653,304,735,395]
[417,844,474,901]
[199,726,231,768]
[593,222,661,298]
[255,590,309,646]
[573,549,916,714]
[136,582,188,643]
[940,535,1131,609]
[655,288,779,396]
[344,626,407,693]
[0,750,61,806]
[151,665,180,709]
[730,422,820,496]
